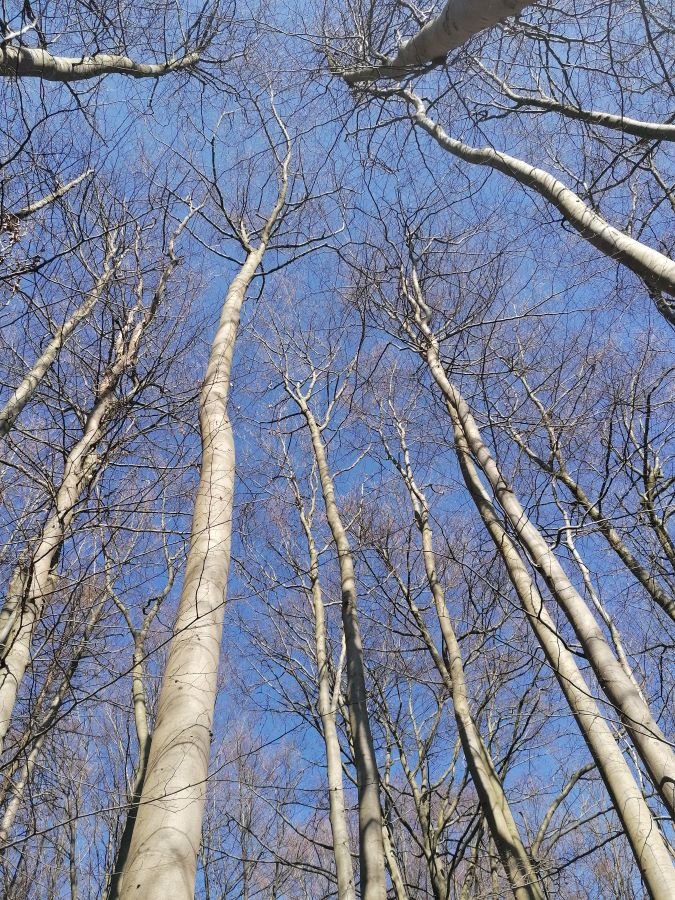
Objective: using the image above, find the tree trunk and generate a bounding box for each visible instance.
[293,393,387,900]
[0,244,117,439]
[391,422,544,899]
[403,282,675,819]
[116,247,263,898]
[294,488,356,900]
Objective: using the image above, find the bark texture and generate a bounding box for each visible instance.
[389,275,675,896]
[0,44,200,81]
[417,316,675,819]
[0,221,184,752]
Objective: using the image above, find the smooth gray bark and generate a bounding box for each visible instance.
[510,413,675,623]
[405,92,675,312]
[392,276,675,896]
[0,217,186,754]
[389,419,544,899]
[0,45,200,81]
[344,0,533,83]
[288,388,387,900]
[292,481,357,900]
[476,69,675,141]
[416,311,675,820]
[0,241,118,438]
[0,600,103,844]
[117,152,289,899]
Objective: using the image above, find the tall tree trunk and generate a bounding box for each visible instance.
[450,417,675,898]
[389,418,544,899]
[117,145,289,898]
[403,270,675,820]
[0,598,103,844]
[292,481,356,900]
[391,275,675,897]
[0,222,184,753]
[290,389,387,900]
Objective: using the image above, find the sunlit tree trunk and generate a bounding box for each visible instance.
[401,267,675,820]
[385,413,544,899]
[392,271,675,897]
[0,232,119,439]
[0,598,103,843]
[117,136,290,900]
[0,217,187,752]
[285,383,387,900]
[289,472,356,900]
[344,0,534,82]
[402,91,675,319]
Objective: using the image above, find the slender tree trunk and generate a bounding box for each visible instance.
[0,244,176,752]
[511,425,675,622]
[0,427,105,750]
[106,634,154,900]
[381,820,408,900]
[390,421,544,899]
[392,279,675,896]
[451,425,675,897]
[403,276,675,820]
[0,243,118,438]
[293,487,356,900]
[292,393,387,900]
[117,133,289,898]
[0,599,103,844]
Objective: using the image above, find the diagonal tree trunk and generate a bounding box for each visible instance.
[403,91,675,319]
[386,271,675,897]
[384,413,544,899]
[344,0,534,83]
[0,597,104,844]
[401,266,675,820]
[0,215,188,754]
[0,232,120,439]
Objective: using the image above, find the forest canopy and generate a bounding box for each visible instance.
[0,1,674,897]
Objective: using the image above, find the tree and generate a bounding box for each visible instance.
[1,0,674,895]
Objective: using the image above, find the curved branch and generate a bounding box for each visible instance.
[405,91,675,318]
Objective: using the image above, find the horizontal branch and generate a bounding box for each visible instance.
[0,44,200,82]
[481,70,675,142]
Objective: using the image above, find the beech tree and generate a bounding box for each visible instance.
[1,0,673,896]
